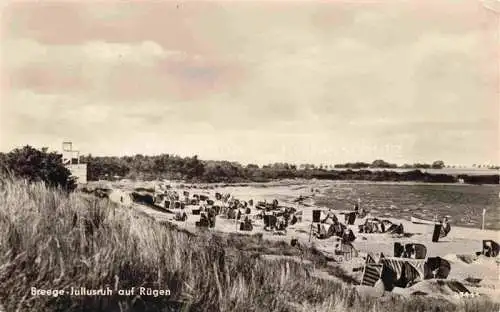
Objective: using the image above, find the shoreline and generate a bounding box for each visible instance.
[106,182,500,303]
[96,178,500,231]
[214,179,500,187]
[107,182,500,243]
[90,178,500,189]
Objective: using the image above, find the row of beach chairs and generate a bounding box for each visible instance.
[360,240,499,290]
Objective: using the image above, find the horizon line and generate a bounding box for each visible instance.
[2,144,499,169]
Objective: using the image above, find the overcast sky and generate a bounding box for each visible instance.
[1,0,499,166]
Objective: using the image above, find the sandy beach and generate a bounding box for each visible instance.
[103,180,500,303]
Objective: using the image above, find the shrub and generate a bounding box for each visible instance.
[0,146,76,191]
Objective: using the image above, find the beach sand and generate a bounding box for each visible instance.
[104,180,500,303]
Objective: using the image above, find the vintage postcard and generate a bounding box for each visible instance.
[0,1,499,311]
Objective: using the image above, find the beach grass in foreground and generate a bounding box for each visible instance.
[0,177,498,312]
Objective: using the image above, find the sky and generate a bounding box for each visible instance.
[1,0,499,166]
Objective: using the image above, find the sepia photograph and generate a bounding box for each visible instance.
[0,0,499,311]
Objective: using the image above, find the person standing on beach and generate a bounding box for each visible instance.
[440,216,451,238]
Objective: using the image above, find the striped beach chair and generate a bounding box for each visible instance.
[361,263,384,287]
[365,252,384,264]
[366,252,376,264]
[380,257,426,287]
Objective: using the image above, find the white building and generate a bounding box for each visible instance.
[62,141,88,184]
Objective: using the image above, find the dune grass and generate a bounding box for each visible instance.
[0,177,498,312]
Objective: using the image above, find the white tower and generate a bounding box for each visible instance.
[62,141,80,165]
[61,141,87,184]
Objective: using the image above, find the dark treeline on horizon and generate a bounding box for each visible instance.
[78,154,500,184]
[0,146,498,185]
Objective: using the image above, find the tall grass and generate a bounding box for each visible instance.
[0,177,498,312]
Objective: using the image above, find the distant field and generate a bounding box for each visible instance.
[330,168,500,176]
[315,183,500,230]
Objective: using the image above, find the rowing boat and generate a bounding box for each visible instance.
[411,216,440,225]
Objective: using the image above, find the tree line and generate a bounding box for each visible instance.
[333,159,445,169]
[0,146,498,189]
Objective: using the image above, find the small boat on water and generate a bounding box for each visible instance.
[411,216,440,225]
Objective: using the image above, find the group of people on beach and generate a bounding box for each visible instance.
[168,185,454,248]
[315,208,356,243]
[192,192,300,233]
